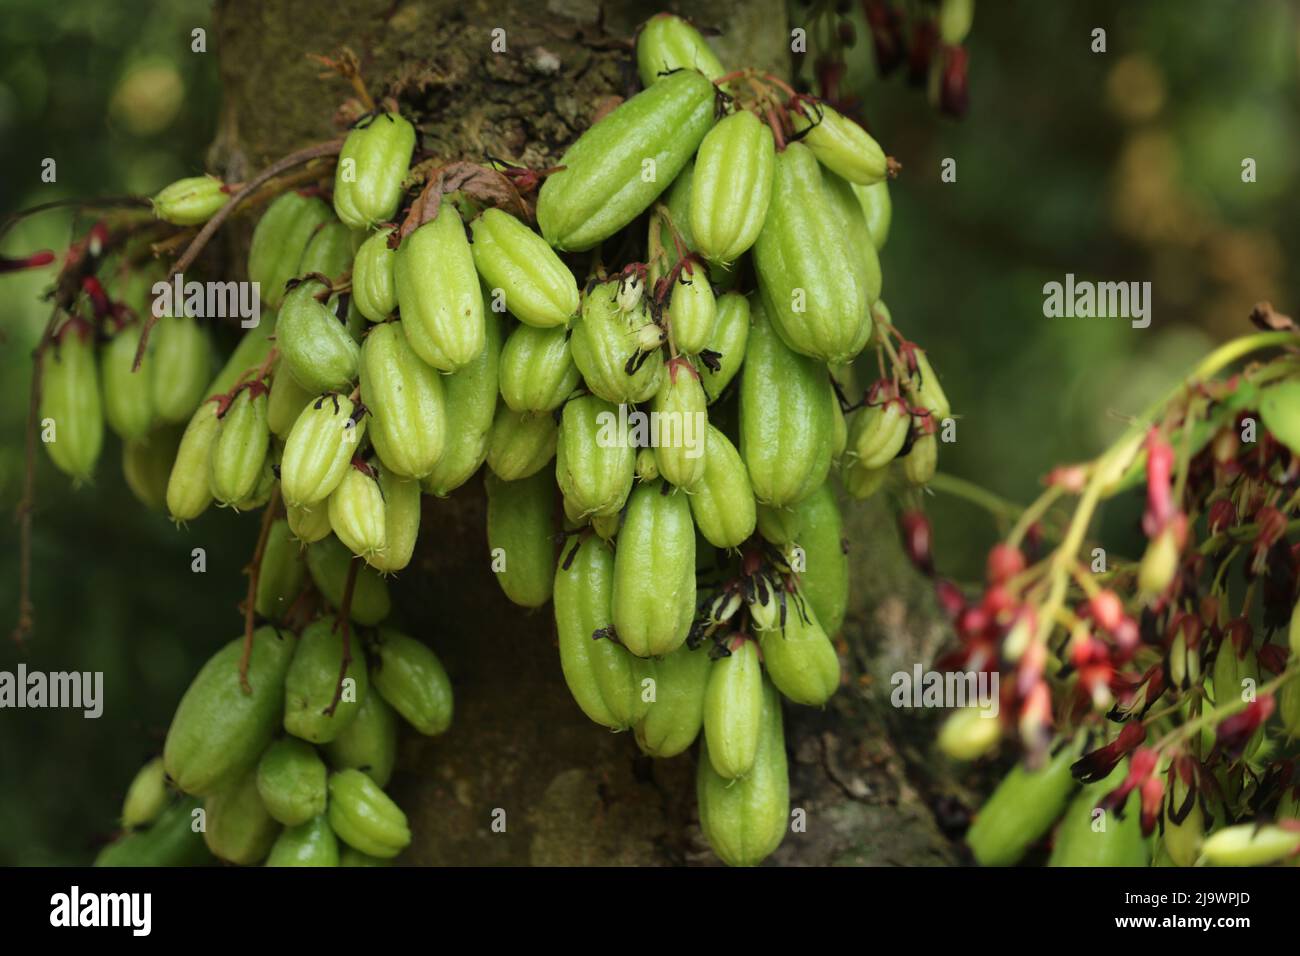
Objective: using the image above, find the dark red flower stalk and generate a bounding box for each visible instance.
[1071,720,1146,783]
[938,45,969,118]
[0,250,56,273]
[1215,696,1275,762]
[899,509,934,576]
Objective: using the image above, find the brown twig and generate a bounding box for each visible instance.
[238,486,283,693]
[1,197,150,243]
[324,559,360,717]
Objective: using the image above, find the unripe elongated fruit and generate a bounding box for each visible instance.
[485,470,556,608]
[689,426,755,549]
[690,110,775,265]
[152,175,228,225]
[395,206,484,372]
[591,511,620,540]
[635,446,660,482]
[612,481,696,657]
[150,314,212,424]
[267,361,314,439]
[306,536,391,626]
[652,359,709,489]
[1281,679,1300,738]
[486,405,558,481]
[635,12,725,87]
[333,112,416,230]
[284,618,370,744]
[754,143,868,364]
[276,280,360,393]
[852,180,891,251]
[537,70,716,251]
[571,281,664,404]
[249,191,334,309]
[1200,823,1300,866]
[352,228,398,321]
[41,320,104,482]
[327,769,411,859]
[203,770,279,865]
[1048,763,1148,867]
[366,465,421,574]
[756,504,800,546]
[697,676,789,866]
[95,797,210,867]
[499,323,581,413]
[265,815,339,867]
[233,452,277,512]
[966,741,1080,866]
[553,536,644,730]
[166,401,221,522]
[905,345,951,423]
[121,756,168,830]
[937,706,1001,761]
[163,627,296,796]
[1213,641,1260,708]
[101,320,153,440]
[1161,760,1205,866]
[288,500,332,544]
[340,847,390,867]
[370,628,453,736]
[790,481,848,634]
[280,393,366,508]
[850,399,910,471]
[359,321,446,479]
[703,637,763,778]
[298,219,354,280]
[842,457,888,500]
[324,688,399,787]
[665,264,717,354]
[761,602,841,707]
[822,169,882,307]
[255,519,306,622]
[1289,596,1300,658]
[556,395,635,518]
[329,464,387,561]
[649,161,696,269]
[123,427,182,511]
[422,311,502,496]
[793,101,889,185]
[739,302,834,507]
[699,291,750,403]
[471,209,579,328]
[209,387,270,506]
[634,641,711,757]
[256,737,328,826]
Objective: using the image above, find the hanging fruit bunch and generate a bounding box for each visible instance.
[12,13,954,868]
[917,305,1300,867]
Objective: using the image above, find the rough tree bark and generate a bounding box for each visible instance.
[210,0,961,865]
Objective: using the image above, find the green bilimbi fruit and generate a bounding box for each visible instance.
[203,770,280,865]
[905,345,951,423]
[699,291,750,403]
[756,504,800,546]
[151,174,229,225]
[395,206,485,372]
[1200,823,1300,866]
[121,756,168,830]
[360,321,446,480]
[635,12,725,87]
[822,169,882,310]
[288,500,333,544]
[123,427,183,511]
[209,386,270,506]
[690,110,775,265]
[249,191,334,309]
[649,162,696,272]
[486,405,559,481]
[792,101,889,185]
[791,481,848,634]
[280,392,366,508]
[499,323,581,413]
[849,396,911,470]
[366,465,421,574]
[537,69,716,251]
[299,219,354,280]
[267,361,314,439]
[324,688,399,787]
[163,627,296,796]
[852,180,891,251]
[635,446,660,482]
[759,602,840,707]
[422,311,502,496]
[830,393,848,463]
[284,618,370,744]
[1281,679,1300,738]
[966,742,1080,866]
[739,303,834,507]
[556,395,635,519]
[689,426,756,549]
[371,629,453,736]
[1161,762,1205,866]
[612,481,696,657]
[471,208,579,328]
[266,815,339,867]
[1212,639,1259,708]
[255,519,306,622]
[553,536,646,730]
[276,280,360,393]
[95,796,210,867]
[904,430,938,485]
[333,112,416,230]
[100,320,153,440]
[591,512,620,540]
[352,228,398,322]
[328,769,410,859]
[40,320,104,482]
[697,676,789,866]
[233,449,278,512]
[703,636,763,778]
[485,470,556,608]
[652,360,709,489]
[1048,762,1148,867]
[256,737,328,826]
[666,263,717,354]
[340,847,390,867]
[150,314,211,424]
[634,641,711,757]
[842,458,889,500]
[571,281,665,405]
[329,464,387,562]
[166,401,220,521]
[754,142,869,364]
[305,536,391,626]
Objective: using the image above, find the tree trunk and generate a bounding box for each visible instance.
[211,0,960,865]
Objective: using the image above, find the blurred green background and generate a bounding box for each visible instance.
[1,0,1298,863]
